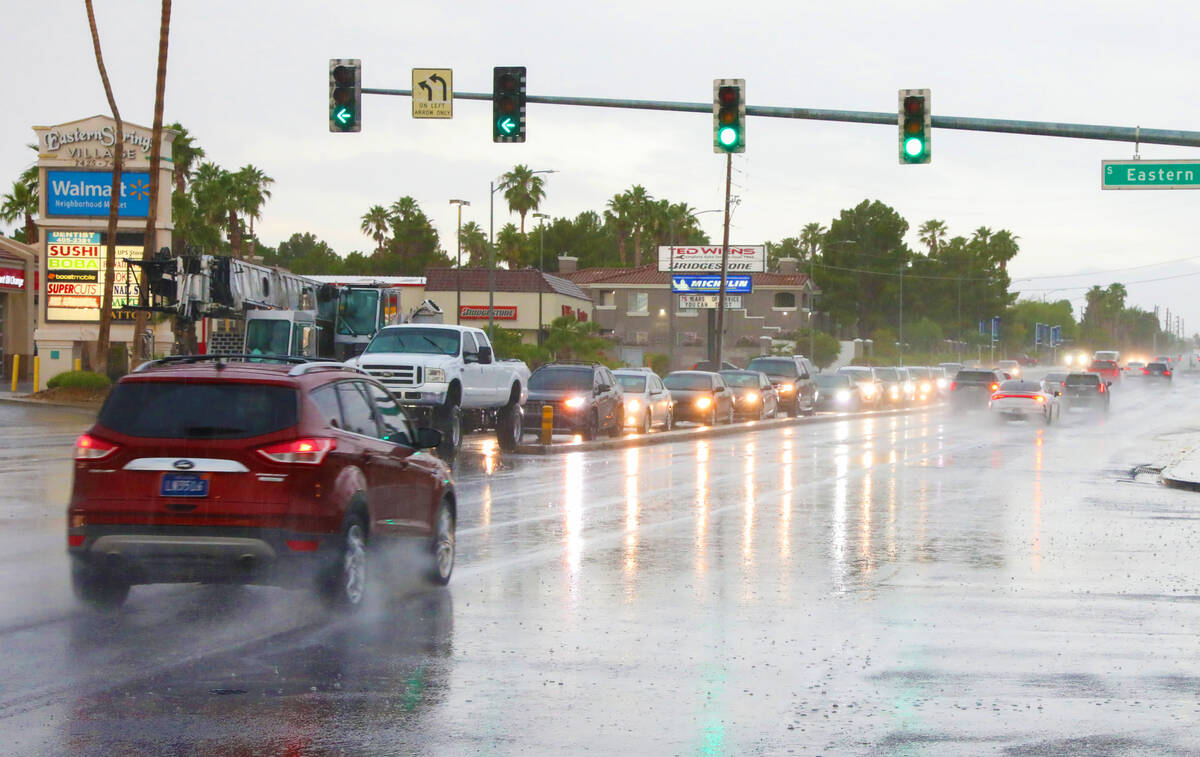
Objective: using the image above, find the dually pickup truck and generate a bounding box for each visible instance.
[346,324,530,462]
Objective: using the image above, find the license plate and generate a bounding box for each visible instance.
[160,473,210,497]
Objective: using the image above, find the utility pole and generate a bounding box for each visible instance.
[714,152,733,367]
[533,212,550,345]
[898,263,905,366]
[808,247,816,362]
[449,199,470,325]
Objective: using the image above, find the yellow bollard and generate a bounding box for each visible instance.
[74,357,81,372]
[33,356,40,393]
[540,405,554,445]
[10,354,18,392]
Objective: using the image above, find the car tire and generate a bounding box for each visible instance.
[435,403,463,464]
[426,498,455,586]
[71,562,129,610]
[664,408,674,431]
[496,402,523,453]
[726,406,735,425]
[639,411,651,435]
[318,514,368,611]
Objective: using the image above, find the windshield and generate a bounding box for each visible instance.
[615,375,647,392]
[1066,373,1100,386]
[664,373,712,391]
[815,375,850,389]
[365,327,460,355]
[529,367,592,391]
[244,319,291,355]
[874,368,900,381]
[337,289,380,336]
[719,372,759,388]
[746,358,797,377]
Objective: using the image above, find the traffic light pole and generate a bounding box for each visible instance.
[714,152,732,368]
[360,87,1200,148]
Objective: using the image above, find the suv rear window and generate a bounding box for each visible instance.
[529,367,593,391]
[1066,373,1100,386]
[746,358,798,377]
[1090,361,1118,370]
[98,381,298,439]
[955,370,996,382]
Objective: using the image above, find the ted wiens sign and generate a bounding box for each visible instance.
[657,245,766,273]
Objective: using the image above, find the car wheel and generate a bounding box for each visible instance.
[1042,407,1052,425]
[664,408,674,430]
[435,403,463,464]
[607,405,623,438]
[318,515,368,610]
[496,402,523,453]
[71,562,129,610]
[639,411,651,435]
[426,498,455,586]
[726,406,735,425]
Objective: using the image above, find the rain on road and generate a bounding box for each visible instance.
[1,383,1199,755]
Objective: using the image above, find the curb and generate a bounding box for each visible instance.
[0,395,101,412]
[1161,474,1200,492]
[515,403,943,455]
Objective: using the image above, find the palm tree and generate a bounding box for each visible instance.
[799,222,827,263]
[0,180,38,243]
[85,0,124,371]
[235,164,273,237]
[460,222,487,266]
[496,223,525,268]
[918,219,947,256]
[360,205,390,255]
[167,122,205,197]
[499,164,547,233]
[604,193,633,265]
[137,0,172,359]
[622,185,654,267]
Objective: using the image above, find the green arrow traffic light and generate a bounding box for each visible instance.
[329,59,361,133]
[497,116,516,135]
[493,66,526,143]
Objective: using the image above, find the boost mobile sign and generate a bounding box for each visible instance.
[657,245,765,273]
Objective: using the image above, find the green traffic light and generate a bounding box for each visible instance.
[718,125,739,148]
[904,136,925,158]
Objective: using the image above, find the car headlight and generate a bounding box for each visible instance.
[744,391,758,403]
[890,386,900,398]
[425,367,446,383]
[920,382,932,393]
[904,381,915,393]
[778,382,794,394]
[836,389,851,402]
[627,399,640,412]
[861,384,877,397]
[695,396,713,410]
[564,396,586,410]
[936,378,948,389]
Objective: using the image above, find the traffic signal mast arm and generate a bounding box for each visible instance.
[360,86,1200,147]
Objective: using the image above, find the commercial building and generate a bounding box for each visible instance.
[31,115,176,381]
[423,267,592,343]
[0,236,37,380]
[558,256,819,369]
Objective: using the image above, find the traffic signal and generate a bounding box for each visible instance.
[713,79,745,153]
[329,59,361,132]
[898,88,930,163]
[493,66,526,143]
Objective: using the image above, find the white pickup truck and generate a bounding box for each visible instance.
[345,324,530,462]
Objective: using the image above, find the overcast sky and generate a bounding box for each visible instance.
[5,0,1200,334]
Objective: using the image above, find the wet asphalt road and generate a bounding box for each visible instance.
[2,377,1200,755]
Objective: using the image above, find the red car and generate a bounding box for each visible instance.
[1087,359,1122,384]
[67,356,457,610]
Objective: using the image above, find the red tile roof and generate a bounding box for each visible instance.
[424,268,591,301]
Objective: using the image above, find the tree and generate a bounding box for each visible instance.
[622,185,654,267]
[498,164,547,234]
[459,222,487,267]
[542,314,615,365]
[821,200,911,338]
[765,237,803,272]
[236,164,273,239]
[85,0,124,373]
[0,179,37,244]
[495,223,525,268]
[917,219,947,255]
[360,205,389,255]
[263,232,344,274]
[905,317,943,353]
[799,222,826,263]
[136,0,172,360]
[604,193,633,265]
[789,328,841,369]
[380,196,447,275]
[166,122,205,252]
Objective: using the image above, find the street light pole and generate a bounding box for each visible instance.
[489,168,556,338]
[532,212,550,345]
[449,199,470,325]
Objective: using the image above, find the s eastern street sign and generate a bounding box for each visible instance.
[658,245,766,273]
[672,275,751,294]
[1102,159,1200,190]
[412,68,452,119]
[679,294,743,309]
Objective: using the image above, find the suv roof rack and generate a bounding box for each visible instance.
[539,360,600,367]
[133,354,361,375]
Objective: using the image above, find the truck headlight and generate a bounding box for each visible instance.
[778,382,794,394]
[564,396,586,410]
[695,396,713,410]
[743,392,758,404]
[425,367,446,383]
[836,389,851,402]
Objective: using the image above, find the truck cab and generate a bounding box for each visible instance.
[244,310,322,357]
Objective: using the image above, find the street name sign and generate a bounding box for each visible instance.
[658,245,766,273]
[1102,159,1200,190]
[672,275,752,294]
[679,294,743,309]
[412,68,453,119]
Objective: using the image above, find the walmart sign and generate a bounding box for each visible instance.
[45,170,151,218]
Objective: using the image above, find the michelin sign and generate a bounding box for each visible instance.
[45,170,151,218]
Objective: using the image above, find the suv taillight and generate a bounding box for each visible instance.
[950,381,957,391]
[257,438,336,465]
[75,434,118,460]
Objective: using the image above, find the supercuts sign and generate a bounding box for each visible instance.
[460,305,517,320]
[657,245,765,272]
[0,266,25,290]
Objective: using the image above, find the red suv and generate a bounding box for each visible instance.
[67,356,457,610]
[1087,359,1121,384]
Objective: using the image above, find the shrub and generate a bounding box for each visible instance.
[46,370,111,390]
[644,352,670,376]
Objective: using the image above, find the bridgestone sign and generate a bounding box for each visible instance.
[657,245,766,273]
[459,305,517,320]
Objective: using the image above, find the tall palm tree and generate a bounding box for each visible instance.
[499,164,546,233]
[459,222,487,266]
[236,164,273,237]
[622,185,653,267]
[799,222,827,263]
[360,205,390,255]
[604,193,633,265]
[496,223,524,267]
[85,0,124,371]
[137,0,172,359]
[167,121,204,197]
[0,180,38,243]
[918,219,947,256]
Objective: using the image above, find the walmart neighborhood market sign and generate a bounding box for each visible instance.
[45,170,151,217]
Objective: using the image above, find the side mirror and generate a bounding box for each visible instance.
[596,383,611,394]
[477,345,494,364]
[414,426,442,449]
[1106,381,1112,387]
[714,385,725,393]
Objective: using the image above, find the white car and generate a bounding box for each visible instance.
[997,359,1021,378]
[989,379,1061,424]
[614,369,674,433]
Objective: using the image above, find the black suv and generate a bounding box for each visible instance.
[1062,371,1111,411]
[949,369,1003,410]
[745,355,817,416]
[524,363,624,440]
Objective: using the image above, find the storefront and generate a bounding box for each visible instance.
[32,115,175,381]
[0,237,36,381]
[424,268,593,343]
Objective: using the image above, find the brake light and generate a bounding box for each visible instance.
[1035,395,1045,404]
[67,534,86,547]
[990,383,999,391]
[75,434,118,461]
[257,438,336,465]
[285,539,320,552]
[1098,384,1105,393]
[1164,369,1172,376]
[950,381,957,391]
[1142,368,1149,375]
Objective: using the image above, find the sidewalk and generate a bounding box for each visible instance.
[1161,444,1200,491]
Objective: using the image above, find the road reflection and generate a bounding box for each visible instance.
[623,448,639,596]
